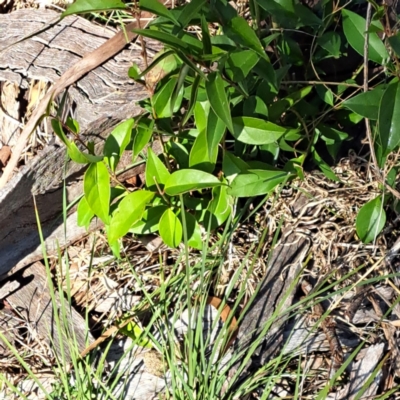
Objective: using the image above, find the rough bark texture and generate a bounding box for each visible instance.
[0,9,162,279]
[0,261,94,361]
[0,9,157,138]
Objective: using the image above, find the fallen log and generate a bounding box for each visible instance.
[0,9,161,279]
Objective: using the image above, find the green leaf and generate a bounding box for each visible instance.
[228,169,290,197]
[67,142,103,164]
[268,85,312,121]
[165,169,223,196]
[388,33,400,57]
[108,190,154,242]
[342,9,389,65]
[189,110,225,172]
[342,86,385,120]
[129,205,168,234]
[243,96,268,118]
[139,0,179,25]
[159,208,182,248]
[128,64,141,80]
[133,118,154,159]
[222,151,250,183]
[316,85,334,106]
[84,162,110,224]
[203,185,232,229]
[145,147,171,190]
[224,16,267,59]
[317,31,341,58]
[62,0,126,16]
[232,117,298,145]
[120,321,152,348]
[66,117,80,134]
[356,196,386,243]
[205,72,233,132]
[152,77,183,118]
[225,50,259,81]
[77,196,94,230]
[132,28,202,56]
[104,119,134,172]
[182,74,201,126]
[179,212,202,249]
[312,150,339,181]
[178,0,207,28]
[318,125,349,159]
[378,81,400,153]
[51,119,102,164]
[194,101,210,133]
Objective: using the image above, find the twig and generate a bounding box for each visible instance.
[363,2,380,175]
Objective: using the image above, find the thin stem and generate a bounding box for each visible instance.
[363,2,380,174]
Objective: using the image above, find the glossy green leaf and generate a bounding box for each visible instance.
[317,31,341,58]
[67,142,103,164]
[171,64,189,115]
[205,72,233,132]
[152,77,183,118]
[225,50,259,81]
[356,196,386,243]
[77,196,94,230]
[194,101,210,133]
[167,141,189,169]
[378,81,400,153]
[268,85,312,121]
[129,205,168,234]
[178,0,207,28]
[243,96,268,118]
[182,73,201,126]
[66,117,79,134]
[318,125,349,159]
[104,119,134,172]
[159,208,182,248]
[189,110,225,172]
[165,169,223,196]
[132,28,202,56]
[316,85,334,106]
[133,118,154,159]
[222,151,250,183]
[120,321,152,348]
[139,0,179,25]
[128,64,141,80]
[225,17,266,58]
[62,0,126,16]
[179,211,202,249]
[145,147,171,190]
[388,33,400,57]
[342,9,389,65]
[204,185,232,228]
[232,117,298,145]
[200,14,212,56]
[228,169,290,197]
[51,119,102,164]
[108,190,154,242]
[84,162,110,224]
[342,86,385,120]
[312,150,339,181]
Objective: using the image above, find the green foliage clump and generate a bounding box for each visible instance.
[56,0,400,250]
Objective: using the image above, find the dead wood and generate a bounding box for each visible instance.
[0,261,94,361]
[0,6,156,188]
[230,232,310,379]
[0,9,163,280]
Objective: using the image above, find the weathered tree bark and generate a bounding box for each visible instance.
[0,10,161,279]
